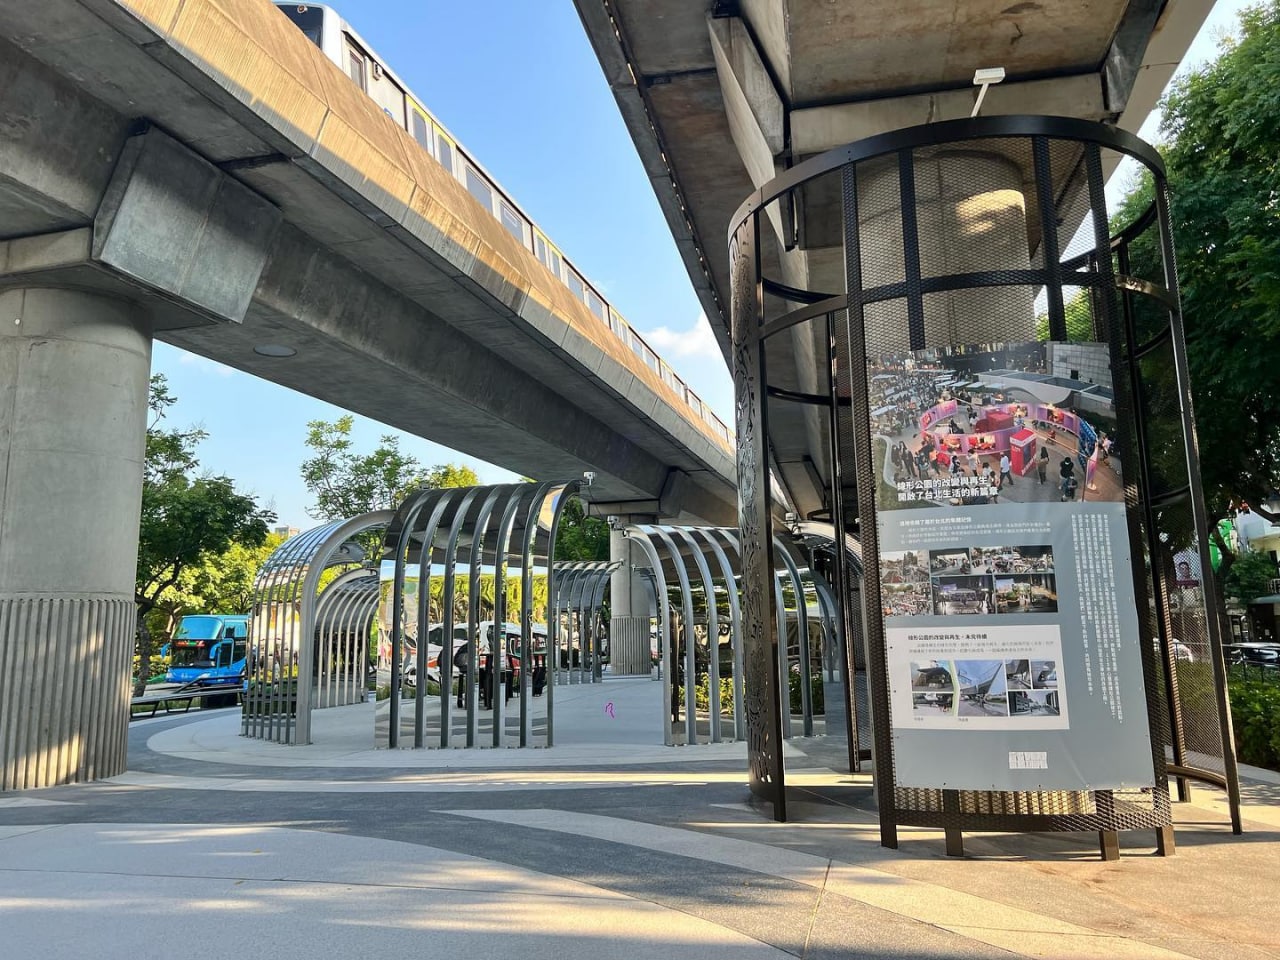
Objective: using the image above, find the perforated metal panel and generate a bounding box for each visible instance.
[729,116,1240,841]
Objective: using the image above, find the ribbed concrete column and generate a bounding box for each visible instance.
[0,287,151,791]
[859,151,1036,350]
[609,528,650,675]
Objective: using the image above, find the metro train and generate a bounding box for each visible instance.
[274,3,730,444]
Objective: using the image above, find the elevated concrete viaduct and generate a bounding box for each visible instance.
[573,0,1216,520]
[0,0,735,790]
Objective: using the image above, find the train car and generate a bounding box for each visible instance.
[272,3,730,446]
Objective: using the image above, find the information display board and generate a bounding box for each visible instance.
[871,341,1154,791]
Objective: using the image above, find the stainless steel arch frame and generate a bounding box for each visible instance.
[551,561,615,690]
[625,524,836,747]
[378,481,578,750]
[243,510,393,744]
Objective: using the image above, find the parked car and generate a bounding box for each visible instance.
[1226,643,1280,669]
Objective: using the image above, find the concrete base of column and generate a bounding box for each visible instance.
[609,616,650,675]
[0,287,151,791]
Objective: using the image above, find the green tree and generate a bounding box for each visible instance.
[134,375,275,693]
[553,496,610,561]
[1035,288,1095,342]
[301,415,479,520]
[146,532,286,641]
[1111,2,1280,575]
[1224,550,1279,604]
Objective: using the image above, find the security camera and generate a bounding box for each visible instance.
[606,515,619,526]
[583,471,596,486]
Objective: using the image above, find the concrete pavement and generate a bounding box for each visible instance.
[2,676,1278,960]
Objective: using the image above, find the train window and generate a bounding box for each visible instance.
[465,166,492,211]
[346,45,366,91]
[278,5,323,47]
[566,269,585,301]
[499,201,528,245]
[548,248,562,279]
[410,111,431,151]
[434,127,454,174]
[586,288,606,321]
[534,234,549,267]
[608,309,627,338]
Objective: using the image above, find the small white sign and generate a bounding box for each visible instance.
[1009,751,1048,769]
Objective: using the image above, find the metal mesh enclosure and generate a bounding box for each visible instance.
[729,116,1240,844]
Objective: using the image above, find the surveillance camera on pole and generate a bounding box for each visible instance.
[971,67,1005,118]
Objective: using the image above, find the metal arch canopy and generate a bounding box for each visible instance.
[244,510,394,745]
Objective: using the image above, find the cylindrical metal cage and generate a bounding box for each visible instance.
[728,115,1240,843]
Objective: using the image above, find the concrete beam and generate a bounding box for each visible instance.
[791,73,1110,156]
[708,16,784,164]
[0,38,129,239]
[94,127,281,324]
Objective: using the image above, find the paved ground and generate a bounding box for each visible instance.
[2,676,1278,960]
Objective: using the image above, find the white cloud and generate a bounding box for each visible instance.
[640,311,723,363]
[178,352,237,378]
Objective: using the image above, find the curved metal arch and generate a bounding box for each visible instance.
[687,527,745,739]
[707,528,748,742]
[464,483,523,745]
[642,526,701,745]
[773,537,814,738]
[621,528,674,745]
[514,481,567,745]
[245,510,393,744]
[488,482,556,746]
[312,567,381,711]
[411,487,471,748]
[436,485,486,746]
[541,481,583,744]
[586,561,620,683]
[384,485,454,747]
[671,527,725,742]
[730,114,1166,236]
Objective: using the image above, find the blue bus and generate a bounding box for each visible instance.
[165,614,250,687]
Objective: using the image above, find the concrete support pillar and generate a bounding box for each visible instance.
[859,151,1036,351]
[0,287,151,791]
[609,528,651,675]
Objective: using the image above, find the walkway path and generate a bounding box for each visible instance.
[2,676,1277,959]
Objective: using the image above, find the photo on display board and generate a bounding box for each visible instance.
[1009,689,1061,717]
[929,549,973,575]
[1031,660,1058,688]
[910,660,955,691]
[970,545,1054,575]
[868,342,1124,511]
[932,575,993,615]
[881,551,932,617]
[994,573,1059,614]
[1005,658,1032,690]
[956,659,1009,717]
[912,691,956,716]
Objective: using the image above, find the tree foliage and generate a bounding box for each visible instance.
[553,496,610,561]
[301,415,479,520]
[1116,3,1280,528]
[1223,549,1279,604]
[134,375,275,692]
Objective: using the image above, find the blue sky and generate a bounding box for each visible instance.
[155,0,1250,529]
